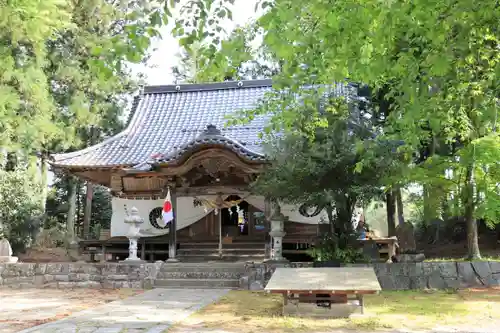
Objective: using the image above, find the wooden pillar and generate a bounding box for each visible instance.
[386,190,396,237]
[167,187,179,262]
[101,245,107,262]
[83,126,95,240]
[218,209,222,256]
[264,197,272,259]
[140,239,146,261]
[83,182,93,239]
[66,176,78,245]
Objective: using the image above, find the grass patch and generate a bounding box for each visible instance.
[171,289,500,332]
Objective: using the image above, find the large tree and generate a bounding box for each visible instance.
[172,24,279,83]
[0,0,157,249]
[44,0,141,241]
[255,107,392,231]
[167,0,499,259]
[0,0,70,151]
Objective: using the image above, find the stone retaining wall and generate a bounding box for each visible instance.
[1,261,499,290]
[243,261,500,290]
[0,263,163,289]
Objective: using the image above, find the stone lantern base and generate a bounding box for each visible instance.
[120,258,145,265]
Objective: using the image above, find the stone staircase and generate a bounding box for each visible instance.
[153,263,247,289]
[176,240,267,262]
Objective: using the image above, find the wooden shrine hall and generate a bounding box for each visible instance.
[50,80,360,262]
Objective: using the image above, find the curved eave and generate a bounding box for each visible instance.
[49,162,130,171]
[124,142,268,175]
[160,135,266,164]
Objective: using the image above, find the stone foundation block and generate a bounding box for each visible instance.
[284,300,361,318]
[54,274,70,282]
[106,274,129,281]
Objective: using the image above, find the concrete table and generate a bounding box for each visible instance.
[265,267,381,316]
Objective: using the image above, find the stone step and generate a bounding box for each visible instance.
[177,248,265,256]
[154,278,240,289]
[159,262,247,273]
[180,242,266,249]
[153,285,237,290]
[177,254,265,263]
[157,270,244,280]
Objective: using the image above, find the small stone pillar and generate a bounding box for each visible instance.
[122,207,144,263]
[0,238,18,263]
[268,202,287,262]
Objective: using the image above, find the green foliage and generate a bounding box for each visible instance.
[172,24,279,83]
[35,224,67,248]
[170,0,499,259]
[90,185,113,230]
[45,175,112,236]
[307,233,365,264]
[0,169,43,252]
[254,101,392,232]
[0,0,71,151]
[45,0,142,153]
[1,0,152,154]
[0,0,153,249]
[168,0,236,51]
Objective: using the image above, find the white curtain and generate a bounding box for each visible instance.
[111,195,341,238]
[111,196,215,237]
[245,195,329,224]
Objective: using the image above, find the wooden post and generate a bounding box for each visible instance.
[150,244,155,262]
[218,209,222,256]
[386,190,396,237]
[83,181,93,239]
[357,294,364,314]
[101,245,107,262]
[66,176,78,245]
[264,197,272,260]
[167,187,179,262]
[83,126,95,240]
[140,239,146,261]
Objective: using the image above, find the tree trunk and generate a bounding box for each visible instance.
[66,176,77,245]
[395,187,405,226]
[40,154,48,214]
[82,126,95,239]
[83,182,93,239]
[76,181,81,237]
[333,196,355,235]
[5,152,17,171]
[464,163,481,260]
[386,190,396,236]
[422,135,441,224]
[325,203,335,234]
[441,195,451,222]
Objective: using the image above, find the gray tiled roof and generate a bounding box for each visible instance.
[51,79,356,168]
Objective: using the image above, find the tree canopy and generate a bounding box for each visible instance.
[168,0,500,259]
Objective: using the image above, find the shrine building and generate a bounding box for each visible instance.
[50,79,380,262]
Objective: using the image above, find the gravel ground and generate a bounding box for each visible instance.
[0,288,143,333]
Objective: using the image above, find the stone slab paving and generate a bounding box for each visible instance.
[0,289,142,333]
[19,288,229,333]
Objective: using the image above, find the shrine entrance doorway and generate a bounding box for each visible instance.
[220,195,268,241]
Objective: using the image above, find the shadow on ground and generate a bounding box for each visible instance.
[169,289,500,333]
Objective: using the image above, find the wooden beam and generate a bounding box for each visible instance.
[175,185,251,196]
